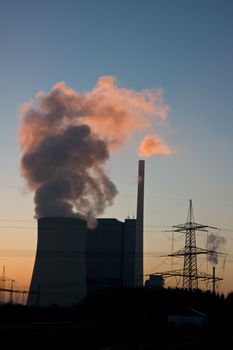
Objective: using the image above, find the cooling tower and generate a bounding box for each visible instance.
[135,159,145,287]
[27,217,87,307]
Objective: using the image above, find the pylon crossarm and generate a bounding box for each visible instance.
[195,271,223,281]
[172,224,209,232]
[168,246,218,256]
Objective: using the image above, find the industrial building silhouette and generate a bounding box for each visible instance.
[27,160,145,307]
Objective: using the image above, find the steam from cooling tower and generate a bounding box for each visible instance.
[207,233,226,265]
[19,76,171,225]
[22,124,117,226]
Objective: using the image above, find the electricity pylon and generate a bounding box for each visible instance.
[168,199,220,290]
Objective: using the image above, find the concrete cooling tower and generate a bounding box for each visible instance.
[27,217,87,307]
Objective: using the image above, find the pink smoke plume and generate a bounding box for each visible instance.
[19,76,170,224]
[138,135,172,157]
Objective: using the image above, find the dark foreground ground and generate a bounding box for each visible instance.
[1,321,233,349]
[1,288,233,349]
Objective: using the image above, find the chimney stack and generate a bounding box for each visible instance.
[135,159,145,287]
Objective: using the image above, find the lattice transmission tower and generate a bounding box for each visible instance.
[168,199,221,290]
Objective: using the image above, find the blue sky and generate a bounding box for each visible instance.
[0,0,233,294]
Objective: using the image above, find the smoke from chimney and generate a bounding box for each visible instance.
[138,135,172,157]
[207,232,226,265]
[19,76,171,225]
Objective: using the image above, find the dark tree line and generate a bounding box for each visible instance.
[0,287,232,329]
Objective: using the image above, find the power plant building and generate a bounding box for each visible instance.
[86,218,137,294]
[27,160,145,307]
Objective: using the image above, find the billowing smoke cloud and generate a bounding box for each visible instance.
[207,233,226,265]
[138,135,172,157]
[21,124,117,227]
[19,76,170,225]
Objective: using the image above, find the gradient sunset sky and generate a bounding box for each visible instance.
[0,0,233,295]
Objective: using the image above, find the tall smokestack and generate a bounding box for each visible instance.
[135,159,145,287]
